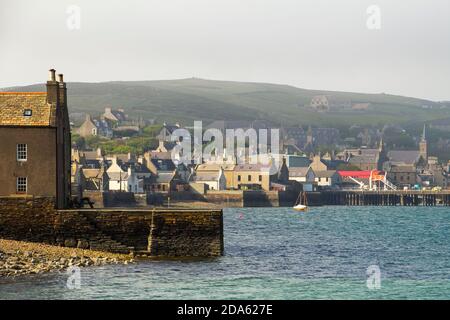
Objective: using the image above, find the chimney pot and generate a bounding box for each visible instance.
[49,69,56,82]
[58,74,64,83]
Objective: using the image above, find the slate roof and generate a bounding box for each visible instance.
[107,171,129,181]
[234,164,270,172]
[196,164,235,171]
[0,92,56,127]
[289,167,311,177]
[150,172,175,184]
[321,159,347,170]
[192,172,220,182]
[286,156,311,168]
[315,170,338,178]
[387,150,421,165]
[82,168,105,179]
[389,165,416,173]
[148,151,172,160]
[151,159,176,172]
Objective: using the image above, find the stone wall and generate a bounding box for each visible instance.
[148,210,224,257]
[205,191,244,207]
[0,196,223,257]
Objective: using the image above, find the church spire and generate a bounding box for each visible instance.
[419,123,428,163]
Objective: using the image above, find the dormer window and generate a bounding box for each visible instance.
[23,109,32,117]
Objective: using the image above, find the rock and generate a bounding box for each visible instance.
[77,240,90,250]
[64,239,77,248]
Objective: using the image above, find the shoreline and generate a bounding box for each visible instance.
[0,239,134,278]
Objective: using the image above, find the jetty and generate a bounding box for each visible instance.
[311,190,450,206]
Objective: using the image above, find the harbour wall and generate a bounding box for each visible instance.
[0,196,223,257]
[82,190,299,208]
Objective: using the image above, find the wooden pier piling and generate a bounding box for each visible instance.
[318,190,450,206]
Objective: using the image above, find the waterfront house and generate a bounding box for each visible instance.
[288,167,316,191]
[314,170,341,189]
[386,165,417,188]
[190,167,226,191]
[233,164,271,191]
[148,172,176,192]
[0,69,71,208]
[195,164,235,189]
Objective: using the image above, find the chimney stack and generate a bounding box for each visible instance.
[49,69,56,82]
[58,73,67,110]
[46,68,59,104]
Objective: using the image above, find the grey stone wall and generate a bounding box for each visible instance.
[0,196,223,257]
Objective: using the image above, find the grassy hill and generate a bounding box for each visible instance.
[2,78,449,128]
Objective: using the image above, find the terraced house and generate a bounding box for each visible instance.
[0,69,71,208]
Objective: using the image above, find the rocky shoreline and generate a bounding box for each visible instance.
[0,239,134,278]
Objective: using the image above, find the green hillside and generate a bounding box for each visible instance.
[2,78,449,128]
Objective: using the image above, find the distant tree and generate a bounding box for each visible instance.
[71,134,86,149]
[142,124,163,137]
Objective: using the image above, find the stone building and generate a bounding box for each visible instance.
[232,164,271,191]
[387,165,417,188]
[78,114,97,137]
[102,107,127,123]
[0,69,71,208]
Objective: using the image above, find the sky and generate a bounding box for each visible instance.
[0,0,449,101]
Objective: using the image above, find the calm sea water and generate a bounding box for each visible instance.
[1,206,450,300]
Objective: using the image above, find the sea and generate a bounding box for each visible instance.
[1,206,450,300]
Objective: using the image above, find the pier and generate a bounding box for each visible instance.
[316,191,450,206]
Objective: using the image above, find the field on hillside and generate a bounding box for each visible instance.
[2,78,449,128]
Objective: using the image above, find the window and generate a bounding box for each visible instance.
[248,175,252,182]
[17,144,27,161]
[16,177,27,193]
[238,175,241,182]
[259,175,262,182]
[23,109,32,117]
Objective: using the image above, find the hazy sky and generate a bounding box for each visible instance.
[1,0,449,100]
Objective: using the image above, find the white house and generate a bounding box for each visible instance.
[289,166,316,191]
[106,158,143,193]
[191,168,226,191]
[314,170,341,189]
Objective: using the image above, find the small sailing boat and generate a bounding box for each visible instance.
[293,192,308,212]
